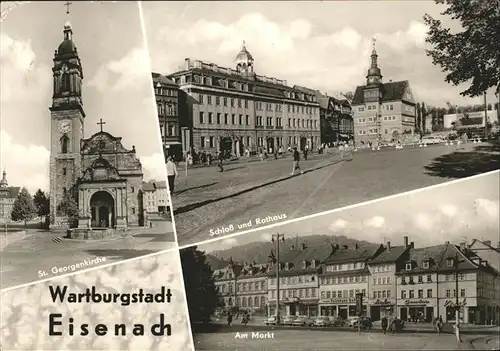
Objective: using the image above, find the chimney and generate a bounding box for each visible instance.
[404,236,409,248]
[185,58,191,69]
[484,240,492,246]
[301,243,307,251]
[387,241,391,250]
[355,243,359,249]
[410,241,415,249]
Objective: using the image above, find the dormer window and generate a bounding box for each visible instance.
[405,263,412,271]
[447,258,454,267]
[302,260,307,269]
[422,261,430,269]
[311,260,316,268]
[285,262,290,270]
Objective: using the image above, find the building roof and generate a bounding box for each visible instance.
[323,244,383,265]
[267,244,334,277]
[369,245,408,264]
[397,244,447,274]
[152,72,177,86]
[469,239,500,253]
[239,262,269,279]
[352,80,410,105]
[0,186,20,199]
[142,182,156,192]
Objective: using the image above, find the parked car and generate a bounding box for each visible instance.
[348,317,360,327]
[421,136,444,144]
[282,315,298,325]
[330,316,345,327]
[292,316,314,327]
[313,316,332,327]
[265,315,280,325]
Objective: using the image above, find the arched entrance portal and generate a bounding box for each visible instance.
[266,137,275,152]
[299,137,307,151]
[90,191,115,228]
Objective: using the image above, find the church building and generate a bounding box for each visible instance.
[49,20,144,229]
[351,39,417,144]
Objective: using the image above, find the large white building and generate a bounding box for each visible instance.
[142,180,170,214]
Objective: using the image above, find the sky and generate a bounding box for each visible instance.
[142,1,498,107]
[0,1,166,194]
[199,171,500,253]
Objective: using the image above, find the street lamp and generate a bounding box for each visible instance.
[454,252,465,342]
[271,233,285,325]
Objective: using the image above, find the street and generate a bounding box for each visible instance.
[0,217,176,289]
[173,142,500,247]
[193,329,467,351]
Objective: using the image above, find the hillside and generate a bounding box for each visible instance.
[207,235,379,267]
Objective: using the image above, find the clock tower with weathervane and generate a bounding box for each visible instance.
[49,18,85,227]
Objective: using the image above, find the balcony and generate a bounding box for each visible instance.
[266,125,274,130]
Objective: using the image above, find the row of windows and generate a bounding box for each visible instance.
[159,123,176,137]
[154,87,178,97]
[156,102,177,116]
[401,289,438,299]
[270,288,318,299]
[198,112,318,130]
[357,129,379,135]
[224,296,266,308]
[198,94,319,115]
[357,116,398,123]
[325,262,366,272]
[321,289,367,299]
[358,104,395,112]
[373,265,392,273]
[373,290,392,299]
[199,112,249,125]
[238,281,266,292]
[400,274,465,285]
[320,275,368,285]
[269,275,316,286]
[373,276,392,285]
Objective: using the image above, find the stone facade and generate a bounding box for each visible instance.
[167,43,321,157]
[49,21,144,229]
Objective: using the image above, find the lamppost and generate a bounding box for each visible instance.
[271,233,285,325]
[453,252,465,342]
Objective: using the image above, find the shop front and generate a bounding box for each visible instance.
[438,297,495,325]
[398,299,436,323]
[319,297,367,318]
[369,298,395,321]
[283,297,319,317]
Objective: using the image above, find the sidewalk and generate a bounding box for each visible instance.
[421,334,466,350]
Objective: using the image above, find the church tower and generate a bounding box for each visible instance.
[49,20,85,226]
[366,38,383,86]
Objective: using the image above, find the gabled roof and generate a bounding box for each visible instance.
[438,244,486,273]
[352,80,410,105]
[369,245,408,264]
[239,262,269,279]
[152,72,177,86]
[267,244,334,277]
[397,244,447,274]
[323,244,383,265]
[469,239,500,253]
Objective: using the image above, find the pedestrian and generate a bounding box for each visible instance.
[291,147,303,176]
[391,318,398,335]
[217,152,224,172]
[274,149,278,160]
[381,316,388,335]
[303,147,308,160]
[436,316,443,334]
[278,146,283,157]
[339,142,345,158]
[227,313,233,327]
[166,156,178,195]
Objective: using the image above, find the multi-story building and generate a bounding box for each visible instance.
[167,43,321,156]
[212,258,242,308]
[152,73,183,160]
[0,170,20,222]
[351,40,416,144]
[468,239,500,272]
[396,240,499,324]
[317,93,354,145]
[318,243,383,319]
[236,261,268,314]
[367,238,412,320]
[141,180,171,214]
[267,243,333,318]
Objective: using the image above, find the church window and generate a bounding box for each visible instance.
[61,73,71,92]
[60,135,69,154]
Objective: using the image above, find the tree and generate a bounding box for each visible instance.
[180,247,222,324]
[423,0,500,97]
[11,187,36,228]
[33,189,50,228]
[416,102,422,130]
[421,102,427,133]
[57,191,79,228]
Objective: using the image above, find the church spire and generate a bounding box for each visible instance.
[0,169,8,188]
[366,36,382,86]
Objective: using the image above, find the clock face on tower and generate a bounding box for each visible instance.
[58,119,72,134]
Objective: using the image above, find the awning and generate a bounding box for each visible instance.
[164,142,182,149]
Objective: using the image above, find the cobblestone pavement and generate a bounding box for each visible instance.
[0,220,176,289]
[193,329,466,350]
[174,142,499,247]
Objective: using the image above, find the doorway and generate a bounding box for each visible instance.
[90,190,115,228]
[300,137,307,151]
